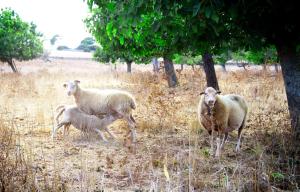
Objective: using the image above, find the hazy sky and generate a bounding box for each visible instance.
[0,0,91,49]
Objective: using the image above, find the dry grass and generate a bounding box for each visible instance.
[0,59,299,191]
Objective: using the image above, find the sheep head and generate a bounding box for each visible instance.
[200,87,221,108]
[63,80,80,96]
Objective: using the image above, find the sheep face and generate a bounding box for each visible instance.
[63,80,80,96]
[201,87,221,108]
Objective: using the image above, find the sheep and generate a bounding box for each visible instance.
[63,80,137,142]
[52,105,120,142]
[198,87,248,157]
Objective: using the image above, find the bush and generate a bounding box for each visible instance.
[57,45,70,51]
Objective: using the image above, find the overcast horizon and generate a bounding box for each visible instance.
[0,0,92,49]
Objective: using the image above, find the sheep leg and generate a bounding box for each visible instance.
[127,115,137,143]
[52,122,65,139]
[130,114,136,123]
[63,124,71,137]
[209,130,214,155]
[215,132,221,158]
[235,127,243,152]
[235,117,246,153]
[221,132,228,149]
[94,129,108,143]
[117,111,137,143]
[104,127,116,139]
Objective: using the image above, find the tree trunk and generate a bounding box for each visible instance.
[180,63,184,71]
[152,57,159,73]
[263,64,267,71]
[126,61,132,73]
[202,53,219,90]
[242,63,247,71]
[163,57,178,87]
[7,59,18,73]
[274,63,279,73]
[277,46,300,139]
[221,63,227,72]
[191,64,195,70]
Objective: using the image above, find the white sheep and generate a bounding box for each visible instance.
[63,80,137,142]
[198,87,248,157]
[53,105,120,142]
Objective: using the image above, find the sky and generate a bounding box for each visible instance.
[0,0,92,49]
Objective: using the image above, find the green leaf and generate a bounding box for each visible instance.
[152,21,161,32]
[120,36,125,45]
[107,2,115,12]
[205,7,212,18]
[211,11,219,23]
[192,3,201,17]
[106,22,113,39]
[112,28,117,37]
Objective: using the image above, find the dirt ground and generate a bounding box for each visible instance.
[0,59,298,191]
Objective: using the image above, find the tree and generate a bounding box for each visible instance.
[92,43,137,73]
[50,34,59,45]
[57,45,70,51]
[77,37,98,52]
[0,9,43,72]
[219,1,300,137]
[85,1,184,84]
[214,50,233,72]
[86,1,233,88]
[173,54,202,70]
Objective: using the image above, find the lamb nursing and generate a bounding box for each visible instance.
[63,80,137,142]
[53,105,119,142]
[198,87,248,157]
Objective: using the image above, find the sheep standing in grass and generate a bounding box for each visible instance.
[53,105,120,142]
[198,87,248,157]
[63,80,137,142]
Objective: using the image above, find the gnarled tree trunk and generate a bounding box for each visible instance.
[126,61,132,73]
[202,53,219,90]
[191,64,195,70]
[163,57,178,87]
[152,57,159,73]
[274,63,279,73]
[7,59,18,73]
[262,63,267,71]
[277,45,300,139]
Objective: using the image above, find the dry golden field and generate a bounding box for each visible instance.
[0,59,298,191]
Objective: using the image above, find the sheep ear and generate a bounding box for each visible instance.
[63,83,67,88]
[200,92,205,95]
[217,90,221,94]
[74,80,80,84]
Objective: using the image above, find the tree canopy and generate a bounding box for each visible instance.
[0,8,43,72]
[50,34,59,46]
[85,0,233,87]
[76,37,98,52]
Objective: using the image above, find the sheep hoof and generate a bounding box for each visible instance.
[235,146,240,153]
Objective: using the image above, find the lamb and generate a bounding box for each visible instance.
[63,80,137,142]
[198,87,248,157]
[52,105,120,142]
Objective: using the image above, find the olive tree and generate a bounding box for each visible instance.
[0,9,43,72]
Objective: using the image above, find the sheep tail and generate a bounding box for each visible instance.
[55,106,66,125]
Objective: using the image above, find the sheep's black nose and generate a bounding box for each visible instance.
[208,100,214,105]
